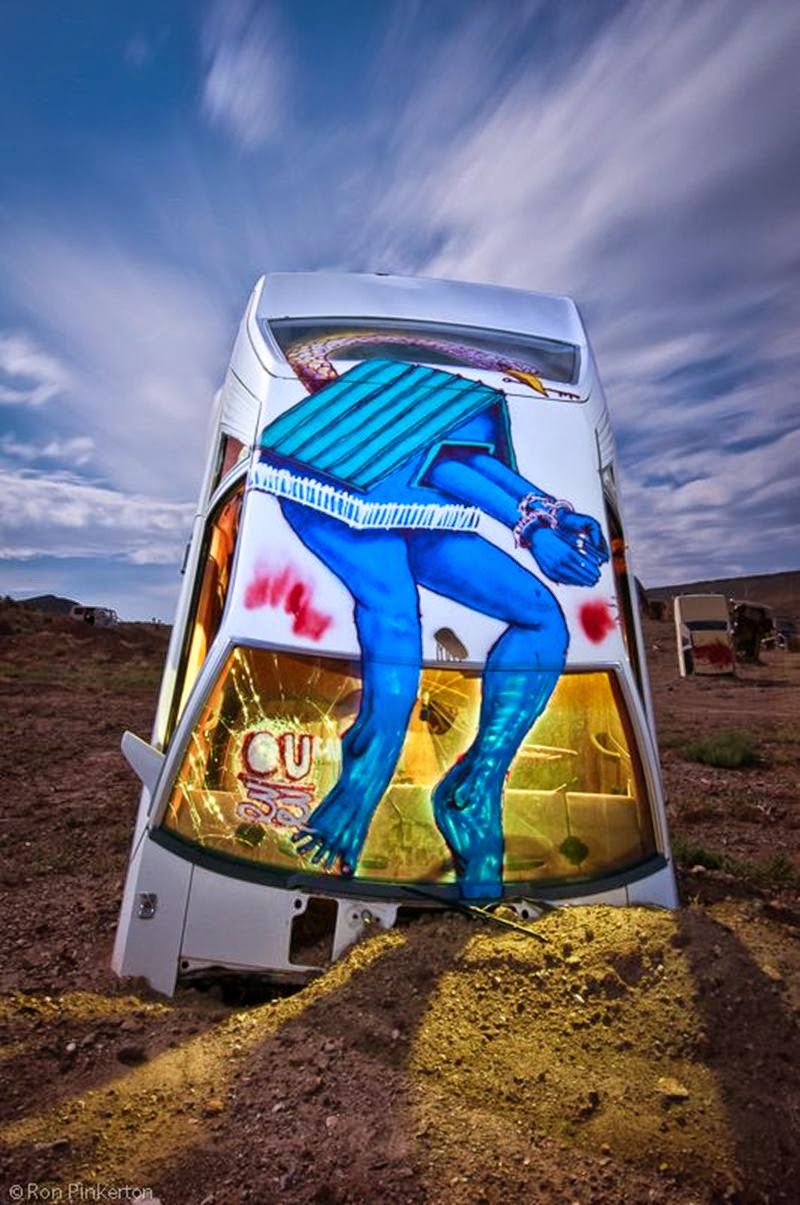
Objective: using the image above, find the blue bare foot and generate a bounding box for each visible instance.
[291,788,375,875]
[432,762,504,900]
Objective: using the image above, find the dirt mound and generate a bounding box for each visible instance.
[1,904,797,1203]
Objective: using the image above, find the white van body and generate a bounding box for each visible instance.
[113,273,677,995]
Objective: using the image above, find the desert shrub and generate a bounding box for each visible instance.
[672,837,800,889]
[682,730,763,769]
[744,854,799,888]
[671,837,726,871]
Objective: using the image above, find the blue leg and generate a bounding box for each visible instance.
[409,532,568,898]
[280,502,421,873]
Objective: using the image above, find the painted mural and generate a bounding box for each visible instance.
[162,325,659,897]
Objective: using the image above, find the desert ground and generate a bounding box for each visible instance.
[0,580,797,1204]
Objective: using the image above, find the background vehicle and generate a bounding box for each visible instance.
[69,604,118,627]
[674,593,735,676]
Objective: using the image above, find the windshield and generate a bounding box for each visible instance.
[267,318,580,386]
[162,647,656,892]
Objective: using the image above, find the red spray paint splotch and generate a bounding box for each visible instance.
[244,564,332,641]
[579,599,617,643]
[693,639,733,668]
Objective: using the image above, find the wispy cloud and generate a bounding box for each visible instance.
[621,427,800,584]
[0,234,230,501]
[0,468,194,565]
[347,0,800,583]
[0,331,72,406]
[124,34,153,69]
[0,434,94,466]
[200,0,287,150]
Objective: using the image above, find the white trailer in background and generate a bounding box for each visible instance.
[674,593,735,677]
[113,272,677,996]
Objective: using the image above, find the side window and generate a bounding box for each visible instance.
[167,480,244,741]
[604,495,645,700]
[211,434,247,495]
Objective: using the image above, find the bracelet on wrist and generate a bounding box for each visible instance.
[513,492,574,548]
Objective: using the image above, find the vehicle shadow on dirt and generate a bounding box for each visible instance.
[675,907,799,1201]
[151,921,474,1204]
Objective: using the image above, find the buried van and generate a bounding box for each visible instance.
[113,272,676,995]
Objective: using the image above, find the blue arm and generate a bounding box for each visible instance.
[426,450,552,526]
[426,450,607,587]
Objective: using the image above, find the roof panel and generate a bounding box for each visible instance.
[257,271,586,348]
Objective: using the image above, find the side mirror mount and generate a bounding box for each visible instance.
[121,731,165,795]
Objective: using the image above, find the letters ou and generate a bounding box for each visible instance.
[242,729,314,780]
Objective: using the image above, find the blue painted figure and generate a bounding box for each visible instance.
[254,358,608,898]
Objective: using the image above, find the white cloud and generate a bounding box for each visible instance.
[0,468,194,565]
[0,434,94,466]
[345,0,800,583]
[0,236,231,502]
[411,4,799,293]
[0,331,72,406]
[621,427,800,584]
[200,0,287,150]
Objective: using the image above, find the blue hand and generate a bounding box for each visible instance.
[529,526,603,587]
[425,456,610,580]
[557,511,609,562]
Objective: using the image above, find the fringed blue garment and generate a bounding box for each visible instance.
[259,359,509,492]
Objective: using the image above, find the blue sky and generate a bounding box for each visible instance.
[0,0,797,619]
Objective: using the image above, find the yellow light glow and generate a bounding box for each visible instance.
[163,649,656,887]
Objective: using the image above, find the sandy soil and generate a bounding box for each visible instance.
[0,602,797,1204]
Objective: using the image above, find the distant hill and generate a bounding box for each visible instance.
[16,594,80,615]
[646,570,800,625]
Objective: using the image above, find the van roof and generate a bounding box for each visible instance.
[257,272,587,349]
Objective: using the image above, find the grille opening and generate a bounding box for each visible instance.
[289,896,338,967]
